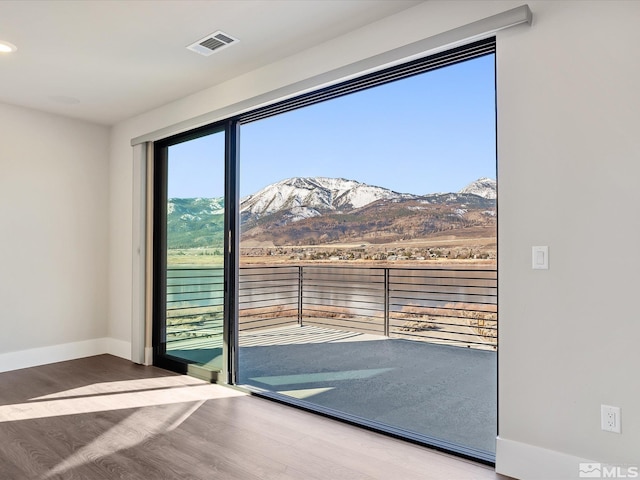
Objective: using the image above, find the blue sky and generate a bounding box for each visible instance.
[168,53,495,199]
[168,133,225,199]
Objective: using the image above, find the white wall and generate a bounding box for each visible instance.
[497,0,640,475]
[108,1,640,477]
[0,102,113,369]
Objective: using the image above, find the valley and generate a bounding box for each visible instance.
[167,176,497,266]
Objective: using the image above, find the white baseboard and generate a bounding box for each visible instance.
[496,436,595,480]
[106,338,132,361]
[0,337,132,373]
[144,346,153,366]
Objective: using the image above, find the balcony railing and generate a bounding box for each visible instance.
[167,264,497,350]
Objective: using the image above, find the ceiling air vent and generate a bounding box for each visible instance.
[187,31,239,56]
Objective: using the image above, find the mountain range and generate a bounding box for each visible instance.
[240,177,414,224]
[167,197,225,249]
[167,177,496,249]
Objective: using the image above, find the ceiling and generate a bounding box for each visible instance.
[0,0,423,126]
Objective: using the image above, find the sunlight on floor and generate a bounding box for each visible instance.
[249,367,394,387]
[0,378,245,423]
[277,387,335,399]
[42,400,206,478]
[0,377,247,478]
[31,375,205,400]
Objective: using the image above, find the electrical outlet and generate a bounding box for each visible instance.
[601,405,621,433]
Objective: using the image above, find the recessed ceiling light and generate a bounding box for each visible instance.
[0,41,17,53]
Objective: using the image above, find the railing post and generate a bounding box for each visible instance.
[384,268,390,337]
[298,265,303,327]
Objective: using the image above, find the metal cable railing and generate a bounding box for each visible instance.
[165,264,497,349]
[166,267,224,344]
[239,265,300,331]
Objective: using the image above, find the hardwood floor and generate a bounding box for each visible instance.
[0,355,510,479]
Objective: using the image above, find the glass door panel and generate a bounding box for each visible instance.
[237,51,496,460]
[159,130,226,377]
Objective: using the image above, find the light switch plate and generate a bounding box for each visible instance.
[532,246,549,269]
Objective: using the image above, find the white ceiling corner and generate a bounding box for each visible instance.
[0,0,423,125]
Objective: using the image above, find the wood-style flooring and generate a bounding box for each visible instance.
[0,355,509,479]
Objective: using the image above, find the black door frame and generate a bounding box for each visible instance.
[152,120,239,382]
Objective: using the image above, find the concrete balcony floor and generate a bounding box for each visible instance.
[169,324,497,457]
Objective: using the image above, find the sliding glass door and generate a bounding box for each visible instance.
[151,37,496,462]
[153,127,229,380]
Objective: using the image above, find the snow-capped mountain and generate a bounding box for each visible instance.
[166,177,496,248]
[240,177,414,224]
[240,177,496,246]
[458,177,496,199]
